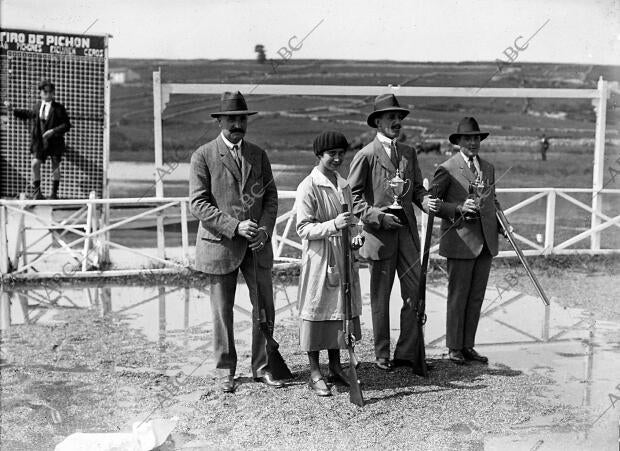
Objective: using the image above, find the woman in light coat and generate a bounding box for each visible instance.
[296,131,363,397]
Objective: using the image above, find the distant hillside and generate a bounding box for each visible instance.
[107,59,620,162]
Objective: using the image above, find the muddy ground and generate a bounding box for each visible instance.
[0,256,618,450]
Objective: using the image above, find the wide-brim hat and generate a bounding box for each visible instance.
[211,91,258,117]
[449,117,489,144]
[367,93,410,128]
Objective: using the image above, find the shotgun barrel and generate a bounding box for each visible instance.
[496,209,551,306]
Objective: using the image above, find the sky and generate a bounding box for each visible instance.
[1,0,619,64]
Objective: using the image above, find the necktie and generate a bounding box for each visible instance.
[40,103,48,119]
[232,144,241,170]
[468,156,479,178]
[390,140,399,170]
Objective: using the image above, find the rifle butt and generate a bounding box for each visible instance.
[267,348,294,380]
[347,348,364,407]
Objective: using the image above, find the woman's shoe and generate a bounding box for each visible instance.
[308,377,332,396]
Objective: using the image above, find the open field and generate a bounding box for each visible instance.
[107,59,620,162]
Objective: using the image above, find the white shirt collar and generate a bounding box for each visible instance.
[220,132,243,151]
[376,132,395,156]
[376,132,392,146]
[460,150,481,172]
[460,150,475,162]
[40,101,52,118]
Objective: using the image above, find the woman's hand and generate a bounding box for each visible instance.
[334,211,353,230]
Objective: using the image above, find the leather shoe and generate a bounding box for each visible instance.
[254,373,286,388]
[448,349,466,364]
[219,376,236,393]
[327,367,350,386]
[463,347,488,363]
[375,358,393,371]
[308,377,332,397]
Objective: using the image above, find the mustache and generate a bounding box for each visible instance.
[230,128,245,133]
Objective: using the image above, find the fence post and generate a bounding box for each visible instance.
[153,69,167,261]
[0,206,9,275]
[82,191,96,271]
[13,193,27,270]
[544,190,555,253]
[0,290,10,331]
[591,76,608,250]
[180,200,189,265]
[101,35,111,267]
[153,69,164,198]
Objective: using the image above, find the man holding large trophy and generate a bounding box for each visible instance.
[348,94,434,372]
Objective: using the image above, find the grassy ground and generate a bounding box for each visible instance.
[105,59,620,161]
[1,256,618,450]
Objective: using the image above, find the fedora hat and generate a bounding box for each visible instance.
[449,117,489,144]
[366,94,410,128]
[211,91,257,118]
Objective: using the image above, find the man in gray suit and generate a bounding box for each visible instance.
[348,94,432,372]
[431,117,502,364]
[189,91,284,393]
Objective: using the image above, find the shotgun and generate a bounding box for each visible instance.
[496,209,551,306]
[250,221,294,380]
[338,203,364,407]
[409,190,437,378]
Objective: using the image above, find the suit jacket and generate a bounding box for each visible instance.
[348,136,427,260]
[432,153,500,259]
[189,135,278,274]
[13,101,71,156]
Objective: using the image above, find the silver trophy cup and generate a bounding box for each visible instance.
[385,169,411,209]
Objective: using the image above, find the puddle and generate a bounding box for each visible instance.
[1,268,619,449]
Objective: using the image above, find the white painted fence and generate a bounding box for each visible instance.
[1,186,618,278]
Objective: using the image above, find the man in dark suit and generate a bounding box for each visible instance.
[431,117,502,364]
[189,91,285,393]
[12,80,71,199]
[348,94,432,371]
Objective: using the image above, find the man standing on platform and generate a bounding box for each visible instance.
[430,117,502,364]
[348,94,434,372]
[189,91,285,393]
[11,80,71,199]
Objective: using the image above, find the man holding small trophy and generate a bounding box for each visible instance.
[430,117,502,365]
[348,94,434,372]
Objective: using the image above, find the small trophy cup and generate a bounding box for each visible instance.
[384,169,410,224]
[466,173,486,220]
[385,169,411,209]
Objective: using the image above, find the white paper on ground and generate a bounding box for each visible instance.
[54,416,178,451]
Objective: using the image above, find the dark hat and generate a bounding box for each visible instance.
[211,91,257,118]
[313,131,349,156]
[449,117,489,144]
[366,93,410,128]
[38,79,55,91]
